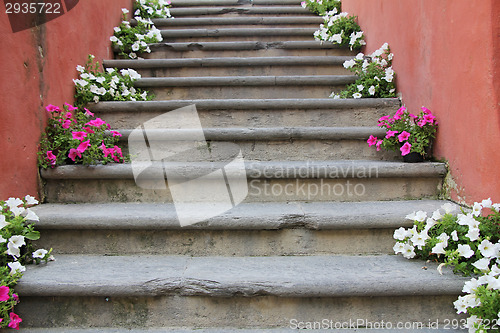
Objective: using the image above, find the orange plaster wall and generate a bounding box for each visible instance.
[342,0,500,204]
[0,0,131,200]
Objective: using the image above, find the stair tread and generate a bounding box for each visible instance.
[103,56,353,68]
[116,126,385,141]
[19,329,468,332]
[91,98,400,112]
[32,200,452,230]
[146,40,347,51]
[40,160,447,180]
[150,16,323,26]
[16,254,467,297]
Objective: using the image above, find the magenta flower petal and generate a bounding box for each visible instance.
[68,148,82,161]
[367,135,378,147]
[398,131,411,142]
[77,140,91,153]
[400,142,412,156]
[45,104,61,113]
[0,286,10,301]
[385,130,399,139]
[8,312,22,330]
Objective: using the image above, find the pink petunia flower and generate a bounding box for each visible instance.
[385,130,399,139]
[71,131,87,141]
[84,108,94,117]
[61,119,72,129]
[12,294,19,302]
[112,146,123,162]
[400,142,412,156]
[64,103,78,111]
[64,112,73,119]
[86,118,106,128]
[423,113,436,124]
[0,286,10,301]
[376,140,383,152]
[421,106,432,114]
[395,106,406,116]
[45,104,61,113]
[398,131,411,142]
[8,312,22,330]
[68,148,82,161]
[378,115,390,123]
[46,151,57,165]
[101,143,113,158]
[77,140,91,153]
[83,127,95,134]
[367,135,378,147]
[110,130,122,137]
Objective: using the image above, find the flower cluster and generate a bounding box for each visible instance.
[0,195,53,330]
[110,0,173,59]
[313,9,365,50]
[332,43,396,99]
[133,0,172,19]
[394,199,500,332]
[301,0,341,16]
[38,103,127,168]
[74,55,152,106]
[367,106,438,158]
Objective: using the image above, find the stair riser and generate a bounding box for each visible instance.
[133,65,350,77]
[96,107,397,129]
[117,139,397,162]
[43,178,442,203]
[146,86,349,100]
[169,9,310,18]
[156,23,322,29]
[142,48,354,59]
[35,228,396,256]
[17,295,463,329]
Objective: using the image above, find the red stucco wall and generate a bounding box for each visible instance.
[0,0,131,200]
[343,0,500,204]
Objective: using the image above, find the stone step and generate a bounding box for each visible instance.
[104,56,352,77]
[112,127,395,161]
[150,16,323,29]
[15,254,467,328]
[159,27,316,43]
[32,200,450,256]
[40,160,446,203]
[134,75,356,99]
[171,0,303,6]
[142,41,353,58]
[90,99,400,129]
[169,6,309,17]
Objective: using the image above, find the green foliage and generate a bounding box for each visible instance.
[333,43,396,99]
[302,0,341,16]
[314,12,365,50]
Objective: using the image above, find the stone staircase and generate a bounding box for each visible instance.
[18,0,467,331]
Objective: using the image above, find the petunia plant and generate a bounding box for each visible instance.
[332,43,396,99]
[301,0,341,16]
[367,106,438,158]
[110,0,172,59]
[38,103,127,168]
[73,55,153,106]
[313,10,365,50]
[394,199,500,332]
[0,195,53,330]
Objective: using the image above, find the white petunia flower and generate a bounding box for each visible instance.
[479,239,497,258]
[10,206,25,217]
[481,198,492,208]
[393,227,409,240]
[473,258,491,272]
[411,230,429,249]
[457,244,474,258]
[402,243,415,259]
[7,242,20,258]
[352,93,362,99]
[451,230,459,241]
[343,59,356,69]
[472,202,482,216]
[110,36,119,43]
[432,209,444,220]
[76,65,85,73]
[357,85,364,92]
[73,79,88,87]
[355,53,364,60]
[465,227,480,242]
[8,261,25,275]
[9,235,25,248]
[368,86,376,96]
[0,215,9,229]
[329,33,342,44]
[393,242,405,254]
[121,8,129,14]
[33,249,48,259]
[24,208,39,222]
[463,277,480,293]
[493,203,500,212]
[431,242,447,255]
[5,197,23,209]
